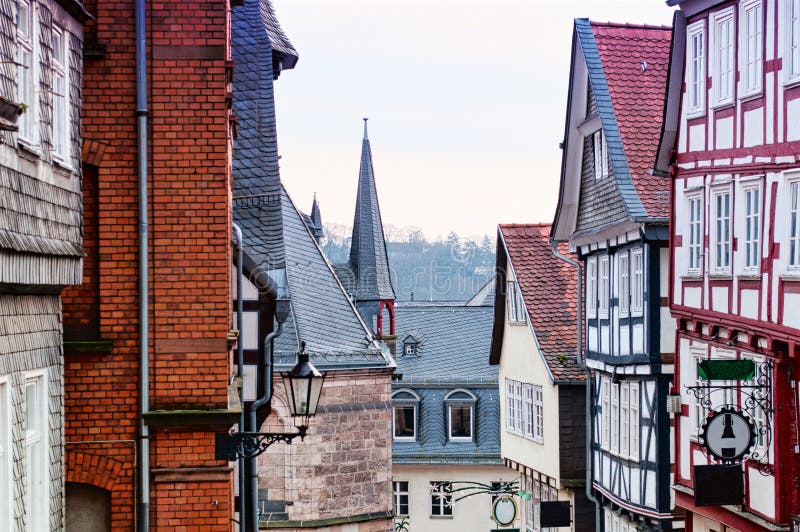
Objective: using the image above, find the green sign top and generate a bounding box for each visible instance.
[697,359,756,381]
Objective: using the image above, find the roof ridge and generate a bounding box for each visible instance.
[498,222,552,228]
[589,20,672,31]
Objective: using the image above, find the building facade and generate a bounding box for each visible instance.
[62,1,238,529]
[490,224,594,532]
[1,0,86,529]
[392,300,512,532]
[551,20,680,531]
[655,1,800,529]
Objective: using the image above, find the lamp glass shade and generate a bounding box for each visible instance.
[281,351,325,427]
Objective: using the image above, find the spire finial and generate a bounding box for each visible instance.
[363,117,368,140]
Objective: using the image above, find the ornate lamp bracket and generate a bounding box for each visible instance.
[215,427,307,461]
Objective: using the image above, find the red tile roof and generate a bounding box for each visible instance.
[499,224,585,381]
[592,22,672,219]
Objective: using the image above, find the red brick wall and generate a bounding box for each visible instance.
[63,1,235,529]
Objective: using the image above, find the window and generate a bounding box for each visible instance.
[430,482,453,517]
[587,258,597,319]
[505,380,515,432]
[533,385,544,442]
[393,481,409,516]
[404,343,417,356]
[445,390,476,442]
[523,383,534,438]
[601,377,610,449]
[740,0,763,96]
[744,185,761,273]
[631,249,644,316]
[619,252,630,317]
[593,129,608,179]
[687,21,706,115]
[630,382,640,460]
[599,256,610,318]
[712,9,735,105]
[392,390,419,442]
[507,281,526,323]
[788,0,800,82]
[712,190,732,274]
[0,380,9,532]
[52,25,70,161]
[16,0,37,144]
[620,383,630,456]
[505,380,524,435]
[790,181,800,269]
[25,373,48,532]
[688,195,704,274]
[611,381,620,453]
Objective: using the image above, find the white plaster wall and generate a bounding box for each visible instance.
[743,108,764,147]
[747,467,776,519]
[393,463,519,532]
[692,513,738,532]
[689,124,706,152]
[787,98,800,142]
[715,116,734,149]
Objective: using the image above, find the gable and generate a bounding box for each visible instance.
[576,131,629,232]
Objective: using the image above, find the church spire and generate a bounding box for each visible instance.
[349,119,396,303]
[309,193,324,242]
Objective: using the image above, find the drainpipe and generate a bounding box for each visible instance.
[232,224,246,532]
[247,322,285,532]
[550,241,601,532]
[135,0,150,530]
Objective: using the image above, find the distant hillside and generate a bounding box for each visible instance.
[321,224,496,302]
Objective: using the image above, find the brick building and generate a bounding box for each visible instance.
[1,0,88,530]
[62,0,239,529]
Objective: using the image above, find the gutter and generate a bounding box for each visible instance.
[135,0,149,529]
[232,224,246,532]
[550,240,601,532]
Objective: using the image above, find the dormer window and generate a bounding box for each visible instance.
[392,389,420,442]
[593,129,608,180]
[404,343,417,356]
[444,389,477,442]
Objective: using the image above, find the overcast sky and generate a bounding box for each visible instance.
[271,0,676,240]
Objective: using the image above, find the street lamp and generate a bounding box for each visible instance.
[215,342,326,461]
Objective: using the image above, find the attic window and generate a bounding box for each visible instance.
[444,389,477,442]
[392,389,420,442]
[404,343,417,356]
[593,129,608,180]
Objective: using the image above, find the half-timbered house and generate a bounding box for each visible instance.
[489,224,594,531]
[655,1,800,529]
[551,20,680,531]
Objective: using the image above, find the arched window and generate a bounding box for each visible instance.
[444,389,477,442]
[392,389,420,442]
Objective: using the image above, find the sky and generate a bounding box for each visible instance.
[271,0,676,241]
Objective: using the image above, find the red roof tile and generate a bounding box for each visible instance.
[592,22,672,219]
[499,224,585,381]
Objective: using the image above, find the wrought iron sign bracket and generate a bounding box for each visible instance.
[215,427,307,461]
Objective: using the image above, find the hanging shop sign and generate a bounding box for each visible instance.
[699,406,757,462]
[492,496,518,527]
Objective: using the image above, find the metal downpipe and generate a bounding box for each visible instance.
[247,323,284,532]
[550,241,601,532]
[232,224,246,532]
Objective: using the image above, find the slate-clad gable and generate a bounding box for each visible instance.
[576,134,628,232]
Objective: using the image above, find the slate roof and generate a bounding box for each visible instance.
[232,0,294,273]
[393,302,500,464]
[492,224,584,382]
[578,19,672,220]
[466,277,496,307]
[343,121,396,301]
[259,0,298,71]
[274,186,391,369]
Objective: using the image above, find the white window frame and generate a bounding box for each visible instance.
[711,7,735,107]
[16,0,39,147]
[533,385,544,443]
[523,383,534,439]
[620,383,630,456]
[789,180,800,270]
[630,382,640,460]
[24,370,48,532]
[687,193,704,276]
[631,249,644,316]
[611,381,620,454]
[599,256,610,319]
[619,252,630,317]
[430,481,453,517]
[513,380,523,435]
[393,480,409,516]
[0,378,10,532]
[786,0,800,84]
[404,342,416,356]
[601,377,610,449]
[711,188,732,275]
[743,184,762,274]
[739,0,763,97]
[587,257,597,319]
[505,379,524,435]
[445,389,476,442]
[593,129,609,180]
[507,280,526,324]
[505,379,515,432]
[687,20,706,117]
[392,389,419,442]
[692,347,708,437]
[51,24,70,163]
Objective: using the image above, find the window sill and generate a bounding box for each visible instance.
[508,321,527,327]
[53,154,74,172]
[737,273,761,280]
[782,77,800,90]
[779,273,800,281]
[710,99,735,112]
[681,274,703,281]
[707,273,733,280]
[686,108,706,120]
[393,438,417,443]
[429,515,454,519]
[738,89,763,103]
[448,438,474,443]
[18,139,41,158]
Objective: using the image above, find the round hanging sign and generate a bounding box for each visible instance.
[699,406,757,462]
[492,495,517,526]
